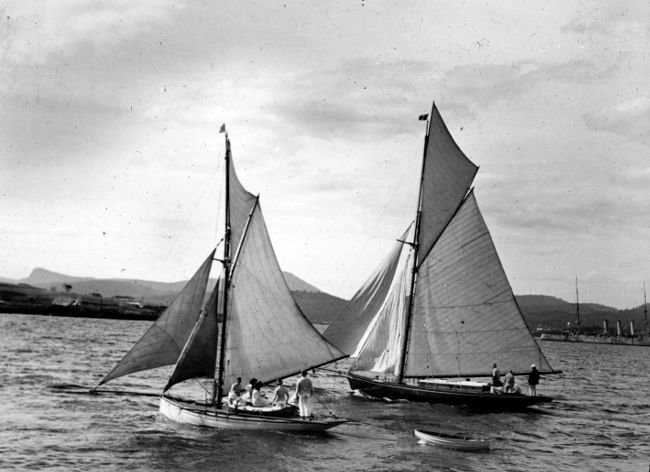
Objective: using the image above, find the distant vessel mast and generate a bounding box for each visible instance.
[575,276,581,335]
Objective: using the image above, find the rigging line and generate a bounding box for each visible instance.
[313,366,348,376]
[331,142,421,300]
[213,155,225,245]
[158,149,226,282]
[51,386,161,398]
[310,377,339,418]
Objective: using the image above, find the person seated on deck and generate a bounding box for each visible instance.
[271,379,289,407]
[504,369,515,393]
[241,377,257,404]
[227,377,244,407]
[251,381,269,407]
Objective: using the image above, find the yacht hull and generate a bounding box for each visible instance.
[348,372,552,410]
[159,395,347,432]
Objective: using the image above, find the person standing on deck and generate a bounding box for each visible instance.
[492,363,503,387]
[528,364,540,396]
[295,370,313,419]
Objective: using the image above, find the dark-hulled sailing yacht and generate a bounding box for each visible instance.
[324,102,560,409]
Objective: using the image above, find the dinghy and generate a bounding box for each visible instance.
[414,429,490,451]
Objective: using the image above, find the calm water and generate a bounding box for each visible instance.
[1,313,648,472]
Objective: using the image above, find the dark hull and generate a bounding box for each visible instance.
[348,372,552,410]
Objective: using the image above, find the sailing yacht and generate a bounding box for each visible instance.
[97,128,347,431]
[325,102,559,409]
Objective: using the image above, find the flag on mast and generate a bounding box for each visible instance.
[418,114,429,121]
[219,123,226,133]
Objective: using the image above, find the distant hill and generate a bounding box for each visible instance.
[292,291,347,324]
[2,269,648,330]
[7,267,330,321]
[517,294,647,333]
[283,272,320,293]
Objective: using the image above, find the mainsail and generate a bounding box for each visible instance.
[341,102,555,381]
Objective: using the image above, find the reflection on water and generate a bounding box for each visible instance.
[0,314,648,472]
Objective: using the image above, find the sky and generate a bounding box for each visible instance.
[1,1,649,309]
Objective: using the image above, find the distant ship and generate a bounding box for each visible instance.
[539,332,650,346]
[540,280,650,347]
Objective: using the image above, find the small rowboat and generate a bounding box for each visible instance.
[414,429,490,451]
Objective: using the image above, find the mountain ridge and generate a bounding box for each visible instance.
[1,269,648,331]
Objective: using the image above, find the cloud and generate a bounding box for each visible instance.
[262,56,614,143]
[3,0,185,65]
[583,98,650,145]
[265,58,440,140]
[0,93,128,164]
[561,3,650,42]
[440,60,607,110]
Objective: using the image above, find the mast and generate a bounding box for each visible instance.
[214,127,232,405]
[643,280,650,336]
[575,276,581,335]
[397,110,431,384]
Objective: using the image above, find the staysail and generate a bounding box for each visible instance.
[351,249,411,374]
[164,282,219,391]
[99,250,215,385]
[222,200,346,390]
[324,226,410,355]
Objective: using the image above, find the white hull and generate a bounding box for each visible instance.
[159,395,347,432]
[414,429,490,451]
